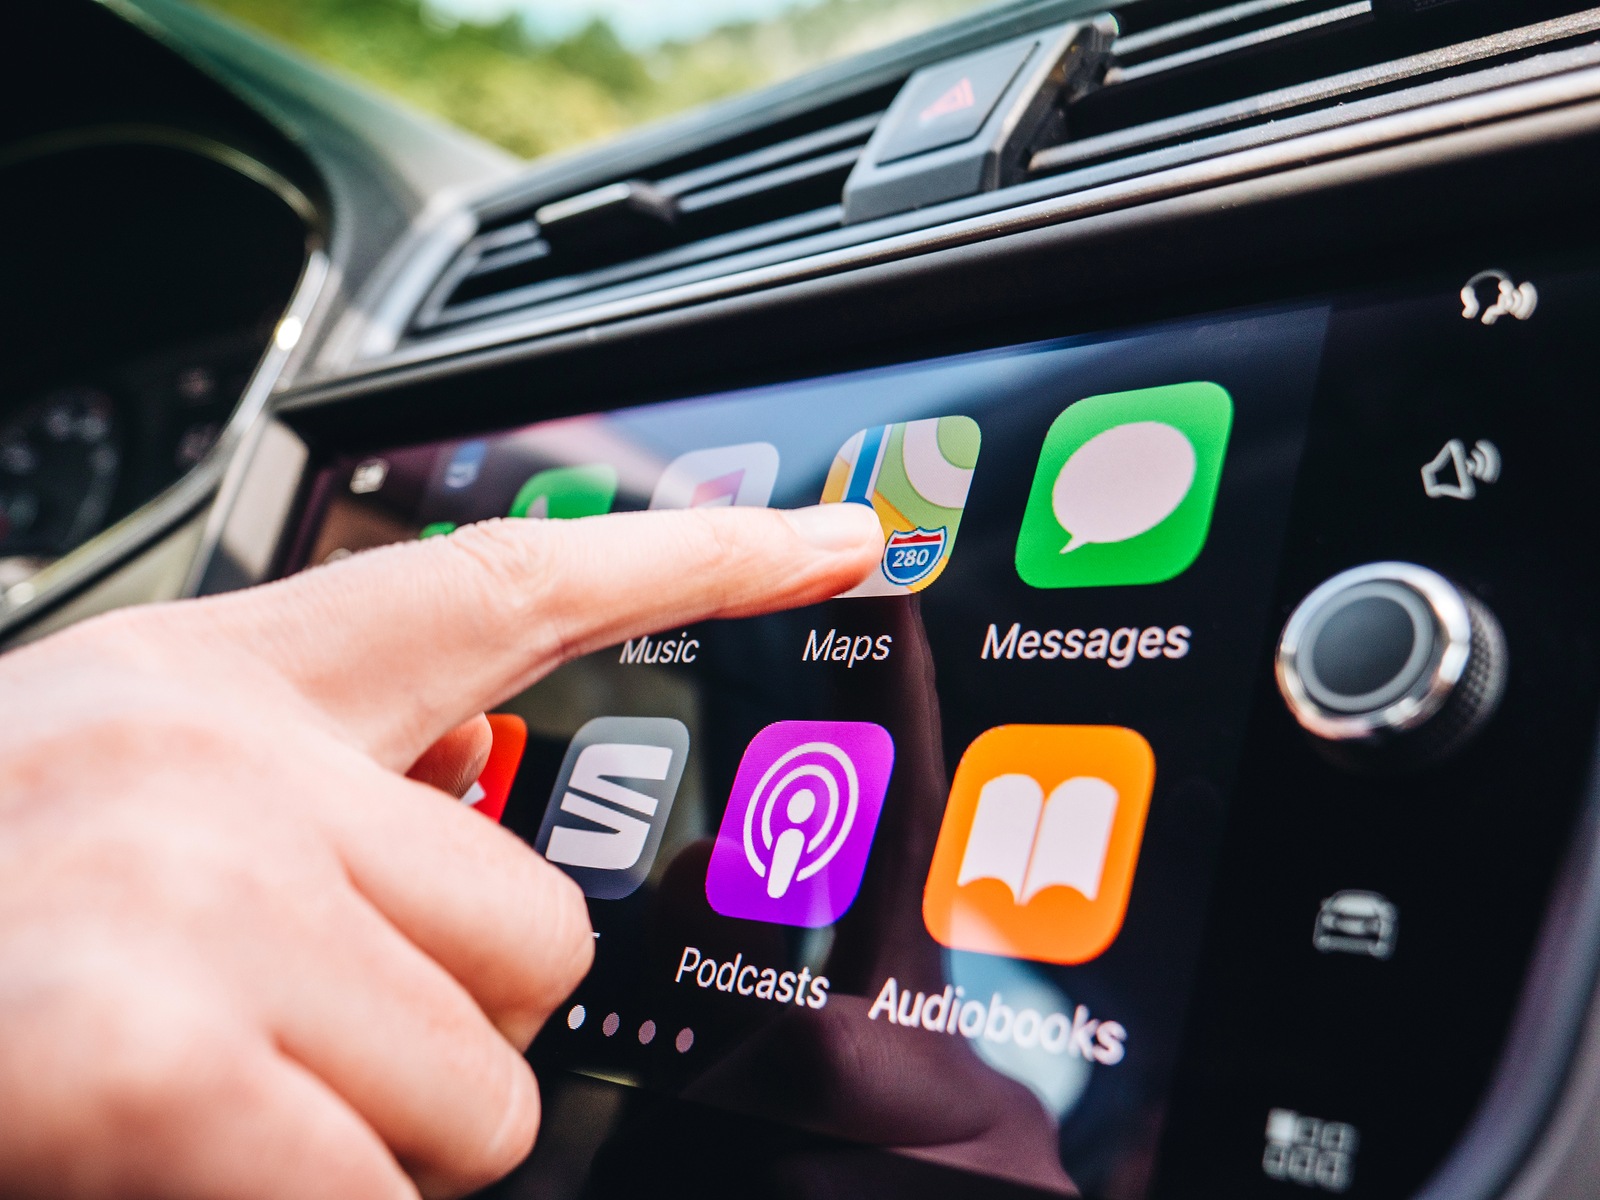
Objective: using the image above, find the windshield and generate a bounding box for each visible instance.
[192,0,1006,159]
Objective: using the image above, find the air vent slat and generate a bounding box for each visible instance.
[434,205,844,329]
[469,220,540,255]
[657,113,881,198]
[1033,5,1600,174]
[412,94,888,336]
[1114,0,1319,57]
[1109,1,1373,83]
[470,238,549,276]
[677,145,864,215]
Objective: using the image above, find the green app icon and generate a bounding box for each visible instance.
[509,464,618,520]
[1015,382,1233,588]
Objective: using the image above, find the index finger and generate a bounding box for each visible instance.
[193,503,882,768]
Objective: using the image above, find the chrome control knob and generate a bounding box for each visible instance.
[1276,563,1507,763]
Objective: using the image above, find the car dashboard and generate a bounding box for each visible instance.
[8,2,1600,1200]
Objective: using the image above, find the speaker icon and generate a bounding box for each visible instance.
[1422,438,1501,501]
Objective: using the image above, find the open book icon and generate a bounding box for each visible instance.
[924,725,1153,964]
[955,774,1119,904]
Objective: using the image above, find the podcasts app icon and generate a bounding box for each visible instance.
[707,721,895,928]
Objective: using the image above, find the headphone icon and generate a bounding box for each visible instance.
[1461,270,1538,325]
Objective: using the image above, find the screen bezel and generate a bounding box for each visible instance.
[200,179,1600,1200]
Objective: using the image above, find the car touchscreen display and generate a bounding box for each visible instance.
[295,306,1328,1197]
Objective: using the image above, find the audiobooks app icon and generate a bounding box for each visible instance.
[923,725,1155,965]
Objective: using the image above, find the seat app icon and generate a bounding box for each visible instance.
[821,415,980,596]
[707,721,894,927]
[923,725,1155,964]
[1016,383,1232,589]
[649,443,780,510]
[536,717,690,900]
[510,464,618,520]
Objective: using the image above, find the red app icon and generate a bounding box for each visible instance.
[464,714,527,823]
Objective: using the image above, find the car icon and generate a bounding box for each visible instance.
[1313,890,1398,960]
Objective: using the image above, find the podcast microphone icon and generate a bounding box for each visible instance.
[748,743,861,901]
[768,786,815,899]
[708,721,895,927]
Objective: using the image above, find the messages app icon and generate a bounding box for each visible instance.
[706,721,894,928]
[1015,383,1232,588]
[923,725,1155,965]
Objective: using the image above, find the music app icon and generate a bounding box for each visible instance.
[649,443,780,511]
[706,721,894,928]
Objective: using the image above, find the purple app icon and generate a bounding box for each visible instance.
[706,721,895,928]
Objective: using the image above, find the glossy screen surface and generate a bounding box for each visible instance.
[298,307,1329,1196]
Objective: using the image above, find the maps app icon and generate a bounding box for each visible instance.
[821,415,980,597]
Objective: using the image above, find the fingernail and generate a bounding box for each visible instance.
[784,503,883,551]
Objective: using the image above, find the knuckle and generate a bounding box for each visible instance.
[49,767,337,939]
[676,508,760,609]
[407,1022,539,1195]
[96,713,256,795]
[438,519,562,636]
[498,859,594,1047]
[91,995,246,1141]
[10,705,247,804]
[685,508,747,573]
[176,824,333,932]
[540,868,596,996]
[470,1056,541,1188]
[97,705,243,762]
[75,600,239,678]
[529,858,595,993]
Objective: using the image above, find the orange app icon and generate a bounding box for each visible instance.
[923,725,1155,965]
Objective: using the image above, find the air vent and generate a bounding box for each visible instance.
[1110,0,1375,89]
[413,94,894,334]
[403,1,1600,347]
[1032,0,1600,176]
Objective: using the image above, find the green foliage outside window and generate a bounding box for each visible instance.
[192,0,996,158]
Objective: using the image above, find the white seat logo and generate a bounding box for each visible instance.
[535,717,690,900]
[546,742,672,871]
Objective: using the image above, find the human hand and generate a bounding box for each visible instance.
[0,504,882,1200]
